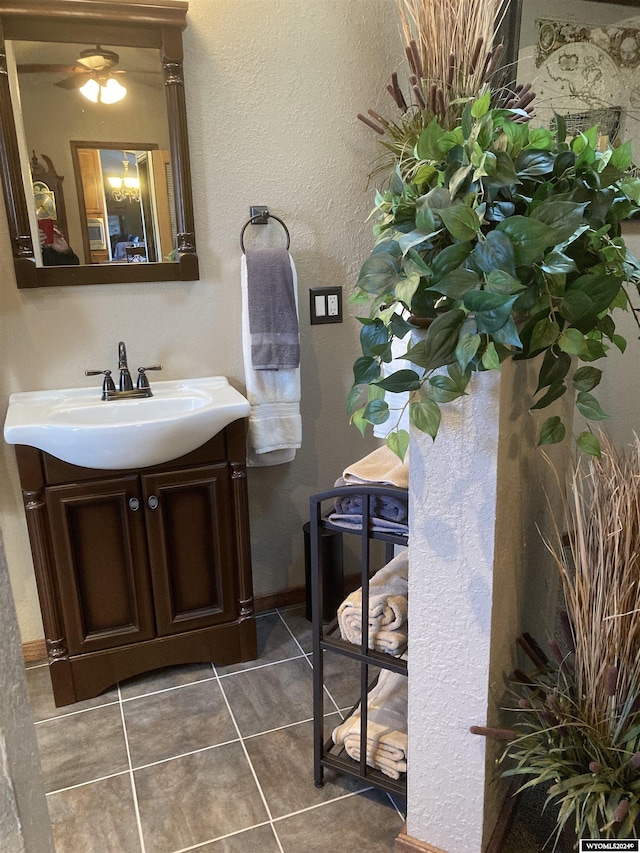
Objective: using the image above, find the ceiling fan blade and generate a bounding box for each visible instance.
[54,73,90,90]
[18,64,82,74]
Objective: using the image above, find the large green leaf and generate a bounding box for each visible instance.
[363,399,390,424]
[387,429,409,461]
[415,117,446,161]
[515,149,555,178]
[572,366,602,392]
[490,316,522,348]
[485,270,525,295]
[530,380,567,410]
[558,291,595,325]
[566,274,623,315]
[455,331,481,371]
[538,416,566,446]
[428,268,479,300]
[438,205,481,241]
[541,251,577,275]
[531,200,587,244]
[472,231,517,277]
[536,349,572,392]
[496,216,556,266]
[357,247,402,295]
[403,309,465,371]
[374,369,422,392]
[353,356,381,384]
[360,318,389,357]
[428,374,465,403]
[483,150,520,188]
[431,242,473,282]
[463,291,519,333]
[576,431,601,457]
[410,398,441,439]
[576,391,608,421]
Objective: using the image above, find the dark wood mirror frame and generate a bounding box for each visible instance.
[0,0,198,288]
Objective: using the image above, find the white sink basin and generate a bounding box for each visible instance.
[4,377,250,470]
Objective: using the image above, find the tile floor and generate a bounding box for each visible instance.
[25,606,406,853]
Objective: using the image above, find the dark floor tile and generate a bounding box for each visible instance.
[278,605,313,653]
[135,742,268,853]
[221,657,313,736]
[123,679,237,767]
[25,664,118,723]
[119,662,215,700]
[245,717,368,818]
[215,613,303,675]
[36,704,129,793]
[47,773,141,853]
[310,652,380,712]
[275,787,403,853]
[193,824,281,852]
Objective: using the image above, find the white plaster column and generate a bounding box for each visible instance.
[404,360,568,853]
[406,371,501,853]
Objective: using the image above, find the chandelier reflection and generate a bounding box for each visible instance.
[108,153,140,203]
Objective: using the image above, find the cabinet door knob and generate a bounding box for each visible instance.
[148,495,159,510]
[128,497,140,511]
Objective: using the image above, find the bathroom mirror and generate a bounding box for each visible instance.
[0,0,198,288]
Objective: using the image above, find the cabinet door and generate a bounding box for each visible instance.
[142,465,237,635]
[47,476,156,655]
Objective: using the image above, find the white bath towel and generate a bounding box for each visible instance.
[337,550,408,654]
[342,445,409,489]
[332,666,408,779]
[241,253,302,466]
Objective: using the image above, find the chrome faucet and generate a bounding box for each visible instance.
[86,341,162,400]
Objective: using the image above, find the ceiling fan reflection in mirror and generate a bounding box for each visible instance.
[19,45,129,103]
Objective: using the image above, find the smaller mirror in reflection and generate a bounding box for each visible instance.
[70,144,175,264]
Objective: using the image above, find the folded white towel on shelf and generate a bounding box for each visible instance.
[241,251,302,466]
[342,445,409,489]
[337,550,408,655]
[332,666,408,780]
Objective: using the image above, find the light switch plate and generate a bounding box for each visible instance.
[310,287,342,325]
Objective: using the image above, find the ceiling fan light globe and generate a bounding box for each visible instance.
[79,78,100,102]
[99,78,127,104]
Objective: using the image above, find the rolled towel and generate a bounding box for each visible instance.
[327,513,408,538]
[342,445,409,489]
[333,476,408,523]
[332,667,407,779]
[337,550,408,654]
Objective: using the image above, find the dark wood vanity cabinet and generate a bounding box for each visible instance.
[14,420,257,706]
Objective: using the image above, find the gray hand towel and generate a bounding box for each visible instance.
[245,248,300,370]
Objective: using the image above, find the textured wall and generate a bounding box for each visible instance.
[0,0,403,642]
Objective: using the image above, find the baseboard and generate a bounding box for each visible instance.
[22,639,47,663]
[254,586,305,612]
[395,826,448,853]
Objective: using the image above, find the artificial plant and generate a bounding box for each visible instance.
[349,0,640,461]
[473,436,640,845]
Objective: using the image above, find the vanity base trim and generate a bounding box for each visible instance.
[49,618,257,706]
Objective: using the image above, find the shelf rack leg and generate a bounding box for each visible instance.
[310,495,325,788]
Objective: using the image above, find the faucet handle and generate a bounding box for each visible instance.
[136,365,163,389]
[85,369,116,397]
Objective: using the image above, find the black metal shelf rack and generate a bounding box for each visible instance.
[310,484,409,797]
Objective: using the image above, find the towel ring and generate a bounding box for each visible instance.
[240,213,290,253]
